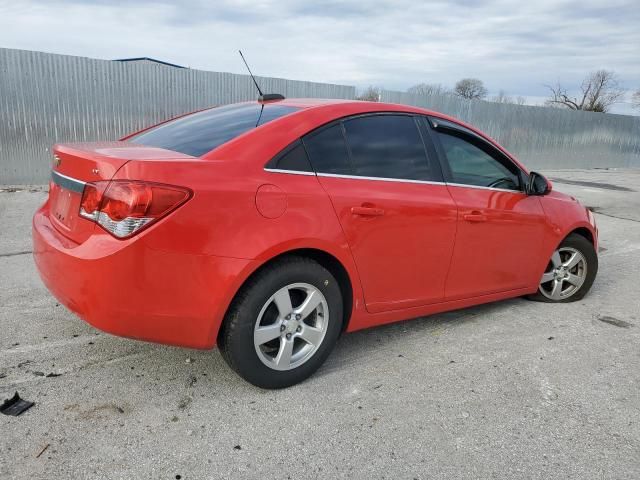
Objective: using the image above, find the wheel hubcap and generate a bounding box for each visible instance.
[253,283,329,371]
[538,247,587,300]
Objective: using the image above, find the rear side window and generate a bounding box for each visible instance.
[269,141,313,172]
[129,103,299,157]
[342,115,433,181]
[302,124,352,175]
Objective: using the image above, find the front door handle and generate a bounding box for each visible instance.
[351,206,385,216]
[463,212,487,222]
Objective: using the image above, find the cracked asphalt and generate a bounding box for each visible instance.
[1,169,639,479]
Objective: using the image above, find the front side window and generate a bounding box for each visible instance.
[129,103,300,157]
[434,130,521,190]
[342,115,433,181]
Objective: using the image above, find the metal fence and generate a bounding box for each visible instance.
[381,90,640,170]
[1,47,639,184]
[0,48,356,184]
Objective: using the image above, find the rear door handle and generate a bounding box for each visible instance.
[351,206,385,216]
[463,212,487,222]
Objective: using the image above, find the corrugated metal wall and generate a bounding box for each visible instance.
[0,48,356,184]
[1,47,639,184]
[381,90,640,170]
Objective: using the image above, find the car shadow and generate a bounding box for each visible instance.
[69,296,529,393]
[319,297,528,375]
[183,296,528,389]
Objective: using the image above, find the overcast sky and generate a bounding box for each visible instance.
[1,0,638,114]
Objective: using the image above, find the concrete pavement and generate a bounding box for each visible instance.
[1,169,639,479]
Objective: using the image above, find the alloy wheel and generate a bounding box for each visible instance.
[253,283,329,371]
[538,247,587,300]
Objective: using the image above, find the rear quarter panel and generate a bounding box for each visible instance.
[114,159,352,261]
[114,155,365,342]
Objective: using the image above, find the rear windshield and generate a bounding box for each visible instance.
[129,103,300,157]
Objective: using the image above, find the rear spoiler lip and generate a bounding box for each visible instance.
[53,142,197,161]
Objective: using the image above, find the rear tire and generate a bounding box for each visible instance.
[527,233,598,303]
[219,256,343,389]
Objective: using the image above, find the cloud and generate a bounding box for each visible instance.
[0,0,638,114]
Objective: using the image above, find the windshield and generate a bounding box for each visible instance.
[129,103,300,157]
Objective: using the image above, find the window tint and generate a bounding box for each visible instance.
[342,115,433,181]
[303,124,352,175]
[272,141,313,172]
[435,130,521,190]
[129,103,299,157]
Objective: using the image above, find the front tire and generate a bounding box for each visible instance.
[219,256,343,389]
[527,233,598,303]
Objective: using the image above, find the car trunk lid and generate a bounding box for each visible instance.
[49,142,193,243]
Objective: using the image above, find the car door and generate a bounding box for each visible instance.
[426,117,547,300]
[302,114,458,313]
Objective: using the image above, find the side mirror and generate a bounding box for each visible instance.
[527,171,552,195]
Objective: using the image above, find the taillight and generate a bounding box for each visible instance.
[79,180,191,238]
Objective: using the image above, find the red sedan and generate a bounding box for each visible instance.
[33,98,598,388]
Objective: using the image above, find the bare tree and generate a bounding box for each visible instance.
[407,83,449,96]
[545,70,625,113]
[454,78,488,100]
[356,86,381,102]
[632,89,640,110]
[490,90,527,105]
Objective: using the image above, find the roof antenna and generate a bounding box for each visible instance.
[238,50,263,97]
[238,50,285,102]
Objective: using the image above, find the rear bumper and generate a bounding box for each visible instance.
[32,205,251,349]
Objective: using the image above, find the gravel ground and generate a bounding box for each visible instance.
[1,169,639,480]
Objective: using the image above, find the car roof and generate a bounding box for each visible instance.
[269,98,505,151]
[210,98,526,172]
[266,97,437,113]
[262,98,473,132]
[268,98,354,108]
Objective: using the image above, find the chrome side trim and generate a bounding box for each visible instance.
[263,168,316,176]
[51,170,86,193]
[317,172,445,186]
[263,167,525,194]
[445,182,525,194]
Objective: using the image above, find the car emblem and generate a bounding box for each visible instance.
[53,155,61,167]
